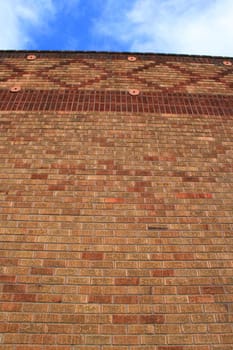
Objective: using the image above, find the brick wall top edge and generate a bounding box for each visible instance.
[0,50,232,63]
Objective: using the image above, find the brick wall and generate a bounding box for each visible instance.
[0,51,233,349]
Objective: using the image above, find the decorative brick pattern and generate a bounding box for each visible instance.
[0,51,233,94]
[0,51,233,349]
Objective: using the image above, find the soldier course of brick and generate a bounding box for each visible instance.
[0,50,233,349]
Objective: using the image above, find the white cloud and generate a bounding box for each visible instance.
[96,0,233,56]
[0,0,54,49]
[0,0,79,49]
[1,0,233,55]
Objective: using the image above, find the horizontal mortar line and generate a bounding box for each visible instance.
[0,222,232,229]
[1,155,232,159]
[1,234,230,240]
[0,193,231,198]
[0,172,232,177]
[1,292,231,297]
[2,129,228,134]
[1,236,231,242]
[0,186,231,192]
[0,178,232,183]
[1,205,232,213]
[1,212,233,218]
[2,216,233,222]
[2,242,232,248]
[0,190,229,194]
[1,238,231,245]
[1,248,232,255]
[3,307,227,313]
[12,267,233,270]
[1,251,232,256]
[2,227,232,232]
[8,275,233,279]
[0,203,231,208]
[1,244,231,250]
[1,246,232,251]
[2,279,233,284]
[1,164,232,169]
[1,238,230,242]
[0,297,231,303]
[5,266,233,270]
[0,164,232,169]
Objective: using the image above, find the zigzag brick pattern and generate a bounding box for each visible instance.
[0,51,233,349]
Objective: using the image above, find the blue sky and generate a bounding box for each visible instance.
[0,0,233,56]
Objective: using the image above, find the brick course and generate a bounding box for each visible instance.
[0,51,233,349]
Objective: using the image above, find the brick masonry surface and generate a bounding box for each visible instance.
[0,51,233,349]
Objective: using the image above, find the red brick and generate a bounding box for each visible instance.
[152,269,174,277]
[105,198,125,203]
[177,286,200,295]
[13,293,36,302]
[82,252,104,260]
[113,315,137,324]
[48,185,65,191]
[3,284,26,293]
[115,278,139,285]
[201,286,225,294]
[88,295,112,303]
[1,303,22,312]
[0,258,18,266]
[173,253,194,260]
[0,275,16,283]
[31,174,48,179]
[31,267,53,275]
[114,296,139,304]
[189,295,215,303]
[175,193,212,199]
[140,315,165,324]
[113,335,139,345]
[158,347,184,350]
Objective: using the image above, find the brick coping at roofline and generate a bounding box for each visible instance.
[0,49,233,63]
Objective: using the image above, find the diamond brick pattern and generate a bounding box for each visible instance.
[0,52,233,94]
[0,51,233,350]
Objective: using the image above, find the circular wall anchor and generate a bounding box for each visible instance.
[128,89,140,96]
[128,56,137,62]
[10,86,21,93]
[26,54,37,61]
[223,60,232,66]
